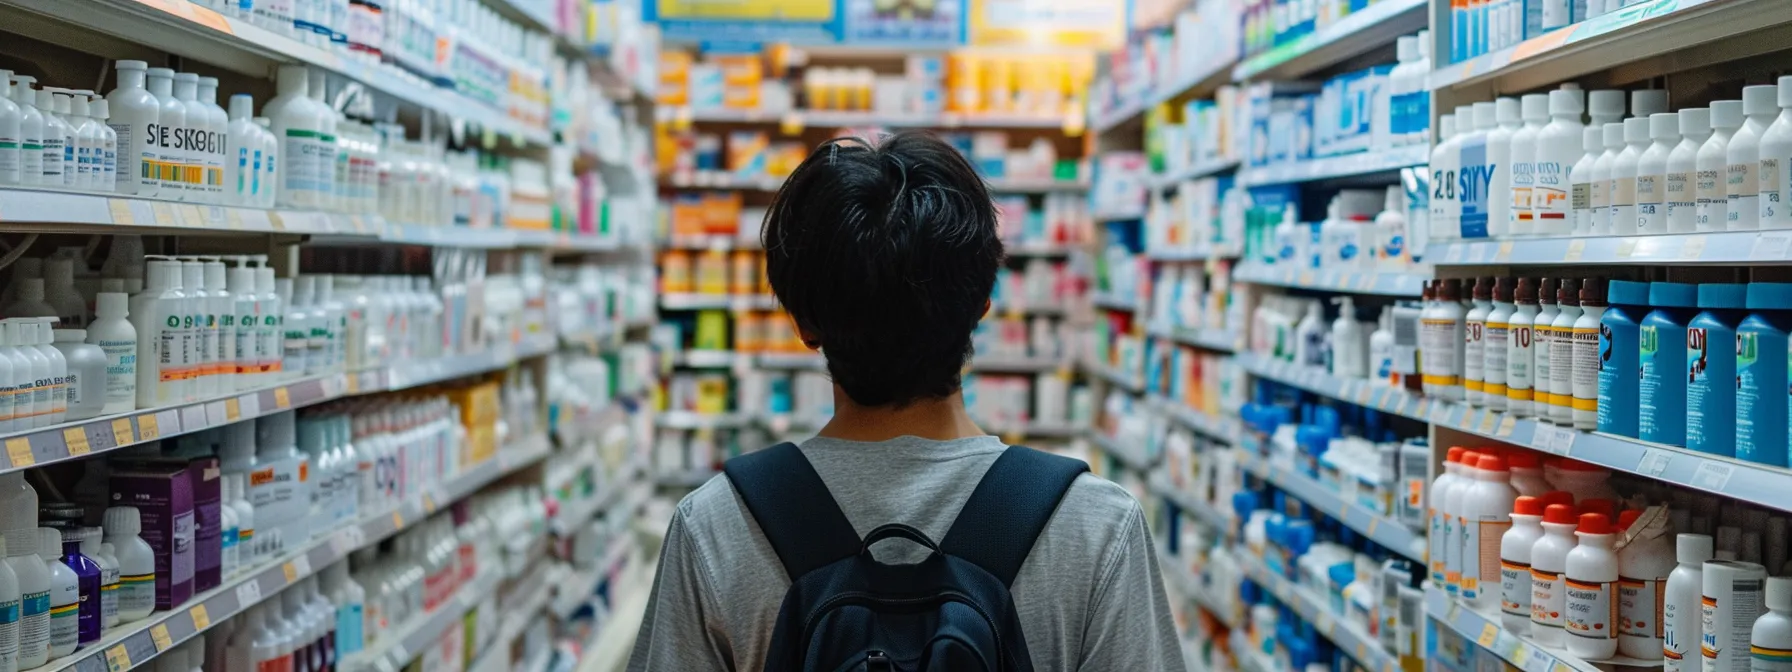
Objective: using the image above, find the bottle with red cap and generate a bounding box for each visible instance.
[1507,451,1550,496]
[1617,507,1676,658]
[1443,449,1482,596]
[1461,453,1519,613]
[1531,502,1581,646]
[1430,447,1470,588]
[1502,496,1548,632]
[1565,512,1621,659]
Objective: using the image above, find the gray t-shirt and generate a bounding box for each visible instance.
[627,435,1185,671]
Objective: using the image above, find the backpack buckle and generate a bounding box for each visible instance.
[865,650,893,671]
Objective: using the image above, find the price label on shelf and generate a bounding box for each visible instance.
[235,578,262,607]
[65,428,92,456]
[274,387,291,409]
[181,405,206,432]
[238,393,260,417]
[1681,235,1707,260]
[225,398,242,421]
[1637,449,1673,476]
[1477,411,1498,434]
[1753,233,1791,260]
[138,414,160,441]
[190,604,210,630]
[151,202,177,227]
[5,437,31,467]
[1614,238,1638,258]
[1495,241,1514,262]
[1692,461,1735,491]
[150,623,173,651]
[1564,239,1586,261]
[105,645,132,671]
[1496,414,1517,438]
[1478,622,1500,646]
[108,199,137,225]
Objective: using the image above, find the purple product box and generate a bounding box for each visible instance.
[110,463,195,610]
[184,457,222,592]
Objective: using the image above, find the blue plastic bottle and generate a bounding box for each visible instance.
[1736,283,1792,467]
[1638,282,1698,446]
[1597,280,1650,437]
[1686,284,1746,456]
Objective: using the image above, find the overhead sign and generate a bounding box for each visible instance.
[969,0,1125,48]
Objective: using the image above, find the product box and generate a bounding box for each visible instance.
[726,132,770,177]
[110,462,196,610]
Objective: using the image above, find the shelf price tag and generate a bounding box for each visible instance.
[274,387,291,409]
[108,199,136,225]
[778,113,804,136]
[64,428,92,456]
[1477,411,1499,434]
[5,437,31,467]
[1496,414,1517,438]
[138,414,159,441]
[1495,241,1514,262]
[282,562,299,583]
[1615,238,1638,258]
[190,604,210,630]
[1692,461,1735,491]
[151,202,177,227]
[1478,622,1500,646]
[1638,449,1672,477]
[1681,235,1707,260]
[1753,233,1791,260]
[235,578,262,607]
[1563,239,1586,261]
[150,623,173,651]
[225,398,241,421]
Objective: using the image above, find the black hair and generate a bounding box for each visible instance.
[762,131,1003,407]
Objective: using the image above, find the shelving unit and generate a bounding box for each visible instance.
[1233,264,1429,297]
[1231,0,1429,82]
[1237,145,1431,187]
[1237,453,1427,562]
[1235,549,1402,672]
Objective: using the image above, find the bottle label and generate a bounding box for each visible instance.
[1535,324,1555,405]
[0,597,17,672]
[1640,324,1664,437]
[1459,137,1493,238]
[1731,162,1758,197]
[336,603,364,658]
[1508,321,1534,400]
[1565,577,1618,640]
[1502,559,1532,619]
[1431,508,1449,583]
[1687,326,1713,445]
[1572,325,1601,410]
[1513,159,1535,218]
[1485,319,1510,394]
[1738,332,1763,459]
[261,313,283,373]
[1592,173,1610,209]
[1697,168,1725,229]
[1532,569,1564,629]
[1461,517,1509,599]
[19,589,47,656]
[1763,158,1782,221]
[1466,317,1486,391]
[0,135,19,182]
[1668,170,1694,211]
[1753,646,1792,672]
[98,338,137,406]
[41,136,64,182]
[1421,317,1462,386]
[1613,175,1637,206]
[118,572,154,615]
[100,566,118,625]
[48,596,76,651]
[1619,576,1664,640]
[1551,323,1576,404]
[1536,160,1570,221]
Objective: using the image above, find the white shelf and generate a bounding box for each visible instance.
[1149,324,1241,352]
[1237,355,1430,423]
[1425,586,1660,672]
[1426,230,1792,266]
[1234,262,1428,297]
[350,567,509,672]
[1145,395,1243,442]
[1231,0,1428,82]
[1237,145,1429,187]
[1081,358,1146,393]
[0,0,551,148]
[658,293,780,311]
[1234,547,1401,672]
[1091,56,1237,135]
[677,106,1068,129]
[1238,452,1426,562]
[1149,473,1234,532]
[35,433,552,672]
[1150,159,1242,191]
[1085,428,1157,472]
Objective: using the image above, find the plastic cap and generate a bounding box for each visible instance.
[1474,102,1496,130]
[1581,498,1618,519]
[1583,126,1603,151]
[1474,276,1493,301]
[1516,277,1538,304]
[1649,281,1698,308]
[1650,113,1678,140]
[1580,277,1607,306]
[1496,97,1520,125]
[1447,446,1466,463]
[1521,93,1549,121]
[1624,117,1649,143]
[228,94,253,120]
[1539,277,1558,304]
[174,72,197,84]
[1542,491,1574,508]
[1478,454,1508,471]
[1549,88,1585,115]
[1679,108,1711,136]
[95,292,127,318]
[1589,90,1626,119]
[1631,90,1668,118]
[1514,497,1544,516]
[52,329,84,342]
[1544,504,1579,525]
[1455,105,1476,125]
[1678,533,1715,564]
[1604,122,1625,147]
[1617,509,1641,530]
[1506,451,1540,469]
[1745,85,1779,116]
[1712,100,1745,129]
[1396,36,1416,63]
[198,76,218,88]
[1771,577,1792,612]
[1697,283,1746,309]
[1746,283,1792,311]
[1558,278,1579,306]
[102,507,141,538]
[1494,276,1515,302]
[1608,280,1649,306]
[1577,513,1614,535]
[116,60,147,71]
[1440,114,1456,140]
[37,527,59,560]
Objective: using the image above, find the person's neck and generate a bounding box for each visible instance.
[816,386,986,442]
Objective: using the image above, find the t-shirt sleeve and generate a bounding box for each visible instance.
[1077,501,1186,671]
[627,508,735,671]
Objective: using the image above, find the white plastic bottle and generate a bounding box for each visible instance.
[86,292,136,415]
[59,94,93,190]
[173,74,212,203]
[1423,279,1467,400]
[0,323,34,429]
[1442,450,1480,595]
[35,91,68,188]
[11,78,41,188]
[1753,577,1792,671]
[1375,186,1408,269]
[1636,114,1677,233]
[306,68,339,208]
[101,507,154,624]
[0,473,48,670]
[226,475,256,571]
[219,490,239,582]
[1549,279,1582,426]
[1701,100,1744,232]
[183,259,215,400]
[0,71,20,186]
[1616,509,1675,659]
[0,532,18,672]
[1532,278,1561,418]
[196,77,229,205]
[255,118,278,208]
[52,329,106,421]
[1571,127,1602,235]
[1572,279,1607,430]
[281,278,309,380]
[1531,502,1579,647]
[256,264,283,383]
[1590,123,1624,235]
[1431,114,1462,243]
[12,321,54,429]
[39,529,75,659]
[1483,98,1519,238]
[1731,85,1779,231]
[1461,453,1519,613]
[1507,278,1542,417]
[265,65,322,209]
[1465,277,1492,406]
[144,68,188,199]
[1483,278,1514,411]
[1669,108,1711,233]
[91,99,117,191]
[1510,94,1548,235]
[86,536,117,631]
[226,95,261,206]
[1761,76,1792,230]
[1664,534,1713,672]
[131,258,187,408]
[1332,296,1366,378]
[227,263,259,387]
[1502,496,1546,633]
[1565,512,1620,659]
[205,259,235,394]
[324,561,364,661]
[105,61,159,197]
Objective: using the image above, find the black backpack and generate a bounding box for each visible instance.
[723,442,1088,672]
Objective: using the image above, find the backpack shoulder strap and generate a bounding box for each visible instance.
[940,445,1090,587]
[722,443,862,581]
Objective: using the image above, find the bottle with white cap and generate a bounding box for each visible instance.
[265,65,326,209]
[1636,113,1679,233]
[1571,127,1602,234]
[79,529,117,634]
[63,93,99,189]
[51,329,105,421]
[1534,88,1585,236]
[35,91,68,188]
[30,320,67,425]
[1668,108,1711,233]
[90,98,117,191]
[38,529,76,659]
[1509,94,1548,235]
[203,258,235,394]
[1700,100,1744,232]
[1663,533,1712,672]
[105,61,160,196]
[1632,90,1669,119]
[86,291,135,414]
[9,76,41,188]
[226,95,261,206]
[1758,76,1792,230]
[1457,103,1495,239]
[0,531,18,672]
[131,257,188,407]
[1753,577,1792,671]
[282,278,309,380]
[0,70,20,186]
[1589,90,1626,127]
[307,68,340,209]
[100,508,153,624]
[1590,123,1624,235]
[1430,111,1463,242]
[226,260,259,388]
[1610,117,1650,233]
[0,473,47,670]
[172,74,213,203]
[1484,98,1519,238]
[0,323,34,429]
[255,262,283,382]
[183,258,215,399]
[253,117,278,208]
[1729,84,1779,230]
[144,68,188,199]
[7,320,52,429]
[196,77,229,204]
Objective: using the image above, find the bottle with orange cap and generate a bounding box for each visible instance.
[1531,502,1581,646]
[1460,452,1519,613]
[1565,512,1621,659]
[1502,495,1548,632]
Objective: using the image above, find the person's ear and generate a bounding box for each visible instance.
[796,319,821,351]
[982,298,991,320]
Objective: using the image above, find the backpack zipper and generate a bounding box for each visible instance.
[800,590,1007,667]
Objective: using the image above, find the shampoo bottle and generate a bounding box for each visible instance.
[1735,283,1792,467]
[1686,284,1746,457]
[1598,280,1650,437]
[1639,282,1698,446]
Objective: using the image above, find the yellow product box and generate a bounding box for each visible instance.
[734,312,764,353]
[450,383,502,426]
[702,191,743,235]
[670,193,707,238]
[694,374,730,413]
[661,251,694,293]
[695,250,729,295]
[981,58,1015,113]
[465,426,497,466]
[727,132,770,176]
[947,53,981,112]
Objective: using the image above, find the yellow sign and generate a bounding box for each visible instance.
[65,428,92,456]
[655,0,832,21]
[969,0,1123,48]
[6,438,32,467]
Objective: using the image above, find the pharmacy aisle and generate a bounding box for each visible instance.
[0,0,669,670]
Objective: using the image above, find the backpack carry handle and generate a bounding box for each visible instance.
[860,523,941,557]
